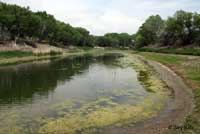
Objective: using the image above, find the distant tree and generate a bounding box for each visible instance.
[35,11,57,41]
[1,2,199,48]
[135,15,164,48]
[75,27,90,46]
[134,34,146,48]
[118,33,132,47]
[104,33,120,47]
[161,10,200,47]
[193,13,200,46]
[98,33,132,47]
[0,2,96,47]
[95,36,110,47]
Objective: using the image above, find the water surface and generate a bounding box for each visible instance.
[0,54,150,133]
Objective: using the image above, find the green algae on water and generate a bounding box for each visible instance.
[0,52,171,134]
[38,53,171,134]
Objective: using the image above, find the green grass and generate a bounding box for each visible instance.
[187,69,200,81]
[138,48,200,56]
[0,51,33,58]
[138,52,200,134]
[35,50,63,56]
[139,52,187,64]
[49,50,62,55]
[0,48,103,66]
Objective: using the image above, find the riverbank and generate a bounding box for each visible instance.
[137,47,200,56]
[0,42,64,66]
[139,52,200,134]
[0,48,199,134]
[0,47,99,66]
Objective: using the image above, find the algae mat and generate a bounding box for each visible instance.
[0,53,171,134]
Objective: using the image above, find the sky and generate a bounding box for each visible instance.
[1,0,200,35]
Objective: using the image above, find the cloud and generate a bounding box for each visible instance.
[92,10,142,35]
[1,0,200,35]
[2,0,44,11]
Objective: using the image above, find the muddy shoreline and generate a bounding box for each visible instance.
[104,56,194,134]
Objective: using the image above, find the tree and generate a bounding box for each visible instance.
[95,36,110,47]
[76,27,90,46]
[135,15,164,48]
[135,34,146,48]
[161,10,200,47]
[97,33,132,47]
[193,13,200,46]
[118,33,132,47]
[1,2,199,48]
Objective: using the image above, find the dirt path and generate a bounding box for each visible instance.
[104,57,194,134]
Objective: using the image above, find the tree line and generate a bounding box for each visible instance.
[134,11,200,48]
[0,2,200,48]
[0,2,94,47]
[0,2,133,47]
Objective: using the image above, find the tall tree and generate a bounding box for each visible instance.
[135,15,164,48]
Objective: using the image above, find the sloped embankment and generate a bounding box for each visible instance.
[105,55,193,134]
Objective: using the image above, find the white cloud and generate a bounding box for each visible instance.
[1,0,200,35]
[2,0,44,11]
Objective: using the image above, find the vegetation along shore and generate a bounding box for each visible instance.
[0,1,199,134]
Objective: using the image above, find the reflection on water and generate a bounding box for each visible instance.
[0,53,148,133]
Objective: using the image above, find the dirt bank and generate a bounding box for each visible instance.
[104,56,194,134]
[0,41,64,53]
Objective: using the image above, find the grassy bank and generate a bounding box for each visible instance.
[0,50,64,66]
[0,51,33,58]
[139,52,200,134]
[138,48,200,56]
[0,48,109,66]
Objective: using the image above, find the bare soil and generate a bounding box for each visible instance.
[0,41,64,53]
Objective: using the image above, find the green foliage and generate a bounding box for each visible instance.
[135,15,164,48]
[138,48,200,56]
[139,52,186,64]
[49,50,62,56]
[95,33,133,47]
[1,2,200,49]
[0,2,94,47]
[135,11,200,48]
[0,51,33,58]
[135,34,147,48]
[161,10,200,46]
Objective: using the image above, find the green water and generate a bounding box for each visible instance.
[0,53,168,134]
